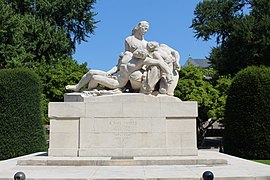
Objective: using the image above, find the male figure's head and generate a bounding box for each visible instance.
[146,41,159,52]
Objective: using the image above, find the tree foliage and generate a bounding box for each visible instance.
[3,0,98,51]
[191,0,270,75]
[175,65,231,146]
[175,65,231,122]
[192,0,245,44]
[0,0,98,68]
[0,6,70,68]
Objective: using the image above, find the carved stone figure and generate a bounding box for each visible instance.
[66,21,150,92]
[143,41,180,96]
[66,21,180,96]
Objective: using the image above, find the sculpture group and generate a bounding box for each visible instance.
[66,21,180,96]
[49,21,200,158]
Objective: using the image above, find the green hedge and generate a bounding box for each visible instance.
[224,66,270,159]
[0,69,46,160]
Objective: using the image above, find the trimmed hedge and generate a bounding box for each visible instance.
[0,69,46,160]
[224,66,270,159]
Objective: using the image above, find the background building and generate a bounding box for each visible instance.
[184,56,210,69]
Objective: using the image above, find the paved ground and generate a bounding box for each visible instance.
[1,150,270,180]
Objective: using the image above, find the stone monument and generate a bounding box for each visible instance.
[48,21,198,157]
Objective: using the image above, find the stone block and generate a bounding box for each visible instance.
[50,119,79,133]
[80,117,95,132]
[79,148,123,157]
[122,148,168,157]
[80,132,123,148]
[122,102,144,117]
[166,118,196,132]
[123,133,167,148]
[48,119,79,157]
[85,102,123,117]
[50,132,78,148]
[85,95,113,103]
[151,118,166,132]
[64,93,85,102]
[181,148,198,156]
[142,103,162,117]
[181,133,197,148]
[161,101,197,117]
[166,133,182,148]
[48,102,85,118]
[48,148,78,157]
[48,94,198,157]
[113,93,145,102]
[92,118,152,133]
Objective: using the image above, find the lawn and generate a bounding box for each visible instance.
[254,160,270,165]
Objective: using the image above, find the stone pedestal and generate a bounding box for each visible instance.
[48,93,198,157]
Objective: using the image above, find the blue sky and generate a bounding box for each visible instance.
[73,0,216,71]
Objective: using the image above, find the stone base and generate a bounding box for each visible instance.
[48,93,198,157]
[17,154,228,166]
[3,151,270,180]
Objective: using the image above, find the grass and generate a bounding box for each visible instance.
[253,160,270,165]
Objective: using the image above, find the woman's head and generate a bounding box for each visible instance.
[132,21,149,35]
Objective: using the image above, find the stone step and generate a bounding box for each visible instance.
[17,156,228,166]
[1,151,270,180]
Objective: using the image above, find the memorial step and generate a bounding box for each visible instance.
[17,156,228,166]
[1,151,270,180]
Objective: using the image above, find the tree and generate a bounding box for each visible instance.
[191,0,245,44]
[3,0,98,51]
[0,8,70,68]
[191,0,270,75]
[211,75,232,121]
[0,0,98,68]
[174,65,231,145]
[175,65,230,122]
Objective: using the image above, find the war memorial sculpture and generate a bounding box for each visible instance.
[66,21,180,96]
[48,21,198,157]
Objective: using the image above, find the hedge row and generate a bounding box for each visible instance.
[0,69,46,160]
[224,66,270,159]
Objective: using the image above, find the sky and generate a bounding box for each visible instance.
[73,0,216,71]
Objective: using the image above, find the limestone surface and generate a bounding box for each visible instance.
[48,93,198,157]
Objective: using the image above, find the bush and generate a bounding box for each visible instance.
[0,69,46,160]
[224,66,270,159]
